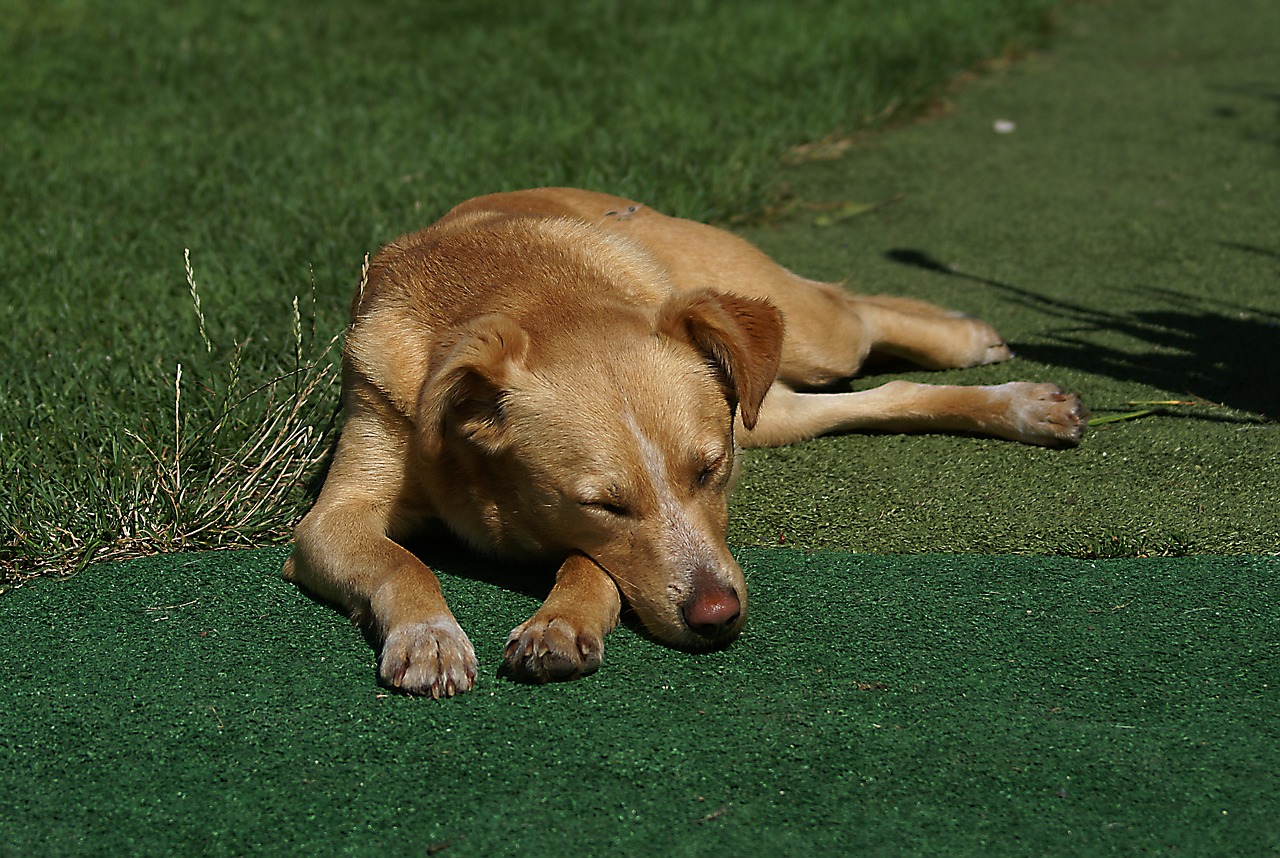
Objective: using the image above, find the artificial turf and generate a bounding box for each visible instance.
[3,0,1278,853]
[2,547,1276,854]
[728,0,1279,557]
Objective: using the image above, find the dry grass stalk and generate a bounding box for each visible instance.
[0,251,346,589]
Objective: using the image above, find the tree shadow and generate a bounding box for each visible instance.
[885,248,1279,419]
[1207,82,1280,150]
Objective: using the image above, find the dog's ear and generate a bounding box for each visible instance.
[417,314,530,455]
[656,289,784,430]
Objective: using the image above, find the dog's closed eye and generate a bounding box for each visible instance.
[579,499,631,517]
[694,452,729,489]
[696,464,718,488]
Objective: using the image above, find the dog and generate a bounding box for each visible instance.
[283,187,1086,698]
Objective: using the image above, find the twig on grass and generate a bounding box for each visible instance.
[1088,409,1155,426]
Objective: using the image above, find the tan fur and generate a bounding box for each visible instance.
[284,187,1086,697]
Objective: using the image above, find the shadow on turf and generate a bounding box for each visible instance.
[401,522,557,602]
[1207,81,1280,150]
[886,248,1279,420]
[289,523,710,687]
[402,527,736,661]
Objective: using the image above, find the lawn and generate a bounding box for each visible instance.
[3,0,1278,853]
[0,0,1062,582]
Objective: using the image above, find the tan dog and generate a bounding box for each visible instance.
[284,187,1085,697]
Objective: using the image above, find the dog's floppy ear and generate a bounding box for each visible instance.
[417,314,529,455]
[656,289,784,430]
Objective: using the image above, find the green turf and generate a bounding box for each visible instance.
[727,0,1279,557]
[0,0,1060,577]
[4,0,1279,853]
[2,546,1276,855]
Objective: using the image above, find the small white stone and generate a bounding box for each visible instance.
[994,119,1017,134]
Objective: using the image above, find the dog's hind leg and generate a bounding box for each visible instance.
[848,297,1015,371]
[738,380,1087,448]
[771,285,1017,386]
[501,553,622,683]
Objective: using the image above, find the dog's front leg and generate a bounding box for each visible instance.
[372,557,478,698]
[286,501,478,698]
[502,553,621,683]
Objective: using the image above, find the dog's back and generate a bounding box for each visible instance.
[344,197,675,423]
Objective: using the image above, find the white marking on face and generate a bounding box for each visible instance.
[623,409,716,585]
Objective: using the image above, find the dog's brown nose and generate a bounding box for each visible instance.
[682,588,741,639]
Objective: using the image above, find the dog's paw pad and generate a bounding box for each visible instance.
[379,619,478,698]
[501,617,603,683]
[997,382,1088,446]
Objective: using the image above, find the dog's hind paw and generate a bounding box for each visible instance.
[501,617,604,684]
[379,619,478,698]
[992,382,1089,447]
[913,316,1014,369]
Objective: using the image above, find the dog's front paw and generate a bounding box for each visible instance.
[995,382,1089,446]
[501,616,604,683]
[379,619,478,698]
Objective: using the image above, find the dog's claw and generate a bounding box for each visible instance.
[379,619,478,698]
[502,617,603,684]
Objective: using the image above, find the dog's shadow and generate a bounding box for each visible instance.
[404,526,700,654]
[290,523,684,684]
[401,522,558,604]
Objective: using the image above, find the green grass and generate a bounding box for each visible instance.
[4,547,1278,855]
[3,2,1277,851]
[0,0,1062,581]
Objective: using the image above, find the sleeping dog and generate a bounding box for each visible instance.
[284,188,1085,697]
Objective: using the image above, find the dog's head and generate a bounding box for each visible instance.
[416,289,784,649]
